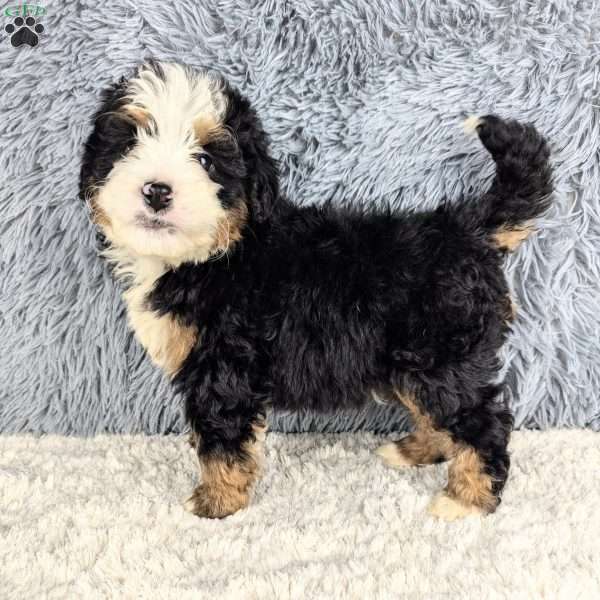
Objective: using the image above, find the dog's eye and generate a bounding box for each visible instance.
[197,153,212,170]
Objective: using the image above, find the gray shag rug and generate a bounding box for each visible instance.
[1,430,599,598]
[1,1,599,434]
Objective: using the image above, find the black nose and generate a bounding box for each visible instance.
[142,182,173,212]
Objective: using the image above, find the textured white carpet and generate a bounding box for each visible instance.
[1,431,598,599]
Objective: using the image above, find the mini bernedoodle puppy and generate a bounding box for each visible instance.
[80,62,552,521]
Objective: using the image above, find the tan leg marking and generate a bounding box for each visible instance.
[185,422,266,519]
[377,391,454,468]
[377,391,497,520]
[376,442,414,468]
[377,428,454,468]
[429,446,497,521]
[447,446,496,511]
[492,226,533,251]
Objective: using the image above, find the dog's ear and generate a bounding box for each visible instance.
[79,78,136,202]
[223,88,279,223]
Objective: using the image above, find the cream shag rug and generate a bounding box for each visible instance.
[1,431,598,599]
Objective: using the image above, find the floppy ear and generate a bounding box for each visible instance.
[79,78,135,202]
[223,88,279,223]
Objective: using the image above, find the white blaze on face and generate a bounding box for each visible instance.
[97,63,229,264]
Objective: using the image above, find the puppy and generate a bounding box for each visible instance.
[80,62,552,520]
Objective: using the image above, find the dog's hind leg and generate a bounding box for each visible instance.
[376,391,455,468]
[377,386,512,520]
[427,386,513,521]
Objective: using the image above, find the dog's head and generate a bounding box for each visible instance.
[80,61,278,265]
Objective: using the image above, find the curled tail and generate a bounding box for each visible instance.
[463,114,553,251]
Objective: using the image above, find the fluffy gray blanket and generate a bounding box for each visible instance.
[1,1,598,433]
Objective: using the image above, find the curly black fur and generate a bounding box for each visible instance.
[80,71,553,515]
[154,116,550,505]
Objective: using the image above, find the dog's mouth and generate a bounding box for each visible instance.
[134,213,176,232]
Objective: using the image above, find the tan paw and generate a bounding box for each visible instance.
[184,483,249,519]
[428,492,484,521]
[376,442,413,469]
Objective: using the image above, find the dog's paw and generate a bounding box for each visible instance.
[376,442,413,468]
[427,492,484,521]
[184,483,249,519]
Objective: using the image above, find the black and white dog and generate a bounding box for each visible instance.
[80,61,552,520]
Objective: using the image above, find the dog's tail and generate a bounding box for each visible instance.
[461,115,553,252]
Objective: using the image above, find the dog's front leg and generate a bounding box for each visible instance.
[184,400,267,519]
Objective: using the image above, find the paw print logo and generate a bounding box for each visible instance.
[5,16,44,47]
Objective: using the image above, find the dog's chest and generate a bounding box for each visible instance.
[114,254,198,377]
